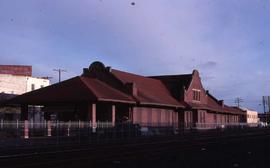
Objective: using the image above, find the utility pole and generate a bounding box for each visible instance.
[53,69,67,83]
[263,96,266,114]
[234,97,243,108]
[263,96,268,123]
[263,96,265,123]
[268,96,270,124]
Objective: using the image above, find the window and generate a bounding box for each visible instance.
[165,110,170,124]
[157,109,161,125]
[193,89,201,101]
[147,108,152,124]
[31,84,35,91]
[199,111,205,123]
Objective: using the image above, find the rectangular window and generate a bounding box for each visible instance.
[185,111,192,126]
[185,112,188,123]
[193,90,201,101]
[157,109,161,125]
[136,108,142,125]
[199,111,205,123]
[147,108,152,125]
[31,84,35,91]
[214,114,217,122]
[164,110,169,126]
[189,112,193,123]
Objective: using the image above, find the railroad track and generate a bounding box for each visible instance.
[1,127,268,155]
[1,128,270,168]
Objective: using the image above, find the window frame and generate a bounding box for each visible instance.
[192,89,201,101]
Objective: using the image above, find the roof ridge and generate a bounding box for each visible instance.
[111,69,185,108]
[80,76,135,102]
[79,76,100,99]
[149,74,192,78]
[206,92,221,103]
[112,69,163,83]
[93,79,134,99]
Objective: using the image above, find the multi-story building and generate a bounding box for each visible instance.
[0,65,49,95]
[240,107,259,126]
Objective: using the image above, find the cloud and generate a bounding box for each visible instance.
[0,0,270,111]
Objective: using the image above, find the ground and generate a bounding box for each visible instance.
[0,128,270,168]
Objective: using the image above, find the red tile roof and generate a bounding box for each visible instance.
[7,67,186,107]
[206,93,244,114]
[150,74,193,90]
[186,96,244,115]
[111,69,185,108]
[80,77,135,103]
[151,72,244,115]
[4,62,243,115]
[223,105,245,114]
[150,74,192,100]
[8,76,135,105]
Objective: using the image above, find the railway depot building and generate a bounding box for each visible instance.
[7,62,245,129]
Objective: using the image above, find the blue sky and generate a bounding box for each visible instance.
[0,0,270,111]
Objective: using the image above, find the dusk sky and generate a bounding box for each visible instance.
[1,0,270,111]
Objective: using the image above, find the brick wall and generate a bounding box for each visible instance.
[0,65,32,76]
[133,107,177,126]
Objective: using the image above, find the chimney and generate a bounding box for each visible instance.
[126,82,137,97]
[219,100,224,107]
[106,66,112,72]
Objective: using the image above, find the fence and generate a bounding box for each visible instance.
[0,120,177,140]
[0,120,263,148]
[195,122,259,129]
[0,120,261,138]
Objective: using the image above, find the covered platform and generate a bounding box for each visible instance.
[4,74,136,138]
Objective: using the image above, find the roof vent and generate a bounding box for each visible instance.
[219,100,224,107]
[106,66,112,72]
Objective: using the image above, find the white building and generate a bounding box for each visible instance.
[0,74,50,94]
[26,76,50,92]
[0,65,50,121]
[0,65,50,94]
[241,107,259,126]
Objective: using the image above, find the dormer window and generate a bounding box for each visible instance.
[193,89,201,101]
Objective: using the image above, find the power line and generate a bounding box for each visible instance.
[234,97,243,108]
[224,100,261,103]
[53,69,67,83]
[222,98,261,101]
